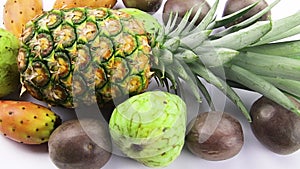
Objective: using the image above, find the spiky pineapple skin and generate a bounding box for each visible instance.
[18,7,153,108]
[109,91,187,167]
[0,101,61,144]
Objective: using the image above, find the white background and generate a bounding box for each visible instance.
[0,0,300,169]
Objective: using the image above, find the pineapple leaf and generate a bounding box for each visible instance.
[174,77,183,98]
[174,48,198,63]
[180,30,211,49]
[169,59,202,102]
[211,1,259,29]
[261,76,300,99]
[164,11,174,32]
[213,0,279,34]
[168,7,194,37]
[231,52,300,81]
[164,36,180,52]
[153,60,166,78]
[252,11,300,45]
[194,47,239,67]
[242,40,300,59]
[190,0,219,32]
[205,20,272,50]
[189,63,251,121]
[181,5,204,35]
[195,77,216,111]
[226,65,300,116]
[165,12,179,35]
[152,48,174,65]
[164,69,177,90]
[268,25,300,42]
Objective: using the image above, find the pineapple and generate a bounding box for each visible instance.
[17,0,300,120]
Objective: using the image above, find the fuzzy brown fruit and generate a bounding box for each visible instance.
[250,96,300,155]
[48,119,112,169]
[186,111,244,161]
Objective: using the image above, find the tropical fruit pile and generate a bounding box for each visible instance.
[1,0,300,168]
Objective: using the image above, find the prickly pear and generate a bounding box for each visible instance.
[109,91,187,167]
[53,0,117,9]
[0,28,20,98]
[0,101,61,144]
[3,0,43,37]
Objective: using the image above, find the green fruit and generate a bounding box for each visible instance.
[0,28,20,97]
[109,91,186,167]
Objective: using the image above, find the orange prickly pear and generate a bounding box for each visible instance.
[3,0,43,37]
[0,100,61,144]
[53,0,117,9]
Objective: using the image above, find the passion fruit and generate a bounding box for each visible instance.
[250,96,300,155]
[186,111,244,161]
[48,119,112,169]
[162,0,211,25]
[122,0,163,13]
[223,0,271,27]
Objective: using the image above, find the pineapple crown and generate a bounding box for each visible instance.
[125,0,300,121]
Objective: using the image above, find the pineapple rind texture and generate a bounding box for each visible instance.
[18,8,153,108]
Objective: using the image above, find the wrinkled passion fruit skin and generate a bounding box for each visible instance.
[250,96,300,155]
[186,112,244,161]
[122,0,163,13]
[48,119,112,169]
[162,0,211,25]
[223,0,271,27]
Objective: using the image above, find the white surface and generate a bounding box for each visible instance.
[1,0,300,169]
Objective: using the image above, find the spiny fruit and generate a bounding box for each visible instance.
[18,7,154,108]
[53,0,117,9]
[17,0,300,121]
[3,0,43,37]
[109,91,186,167]
[0,101,61,144]
[0,28,20,98]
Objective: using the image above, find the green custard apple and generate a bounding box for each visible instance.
[0,28,20,97]
[109,91,187,167]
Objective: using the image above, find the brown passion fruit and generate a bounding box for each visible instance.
[223,0,271,27]
[48,118,112,169]
[185,111,244,161]
[162,0,211,25]
[122,0,163,13]
[250,96,300,155]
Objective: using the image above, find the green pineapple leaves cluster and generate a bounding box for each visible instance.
[145,0,300,121]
